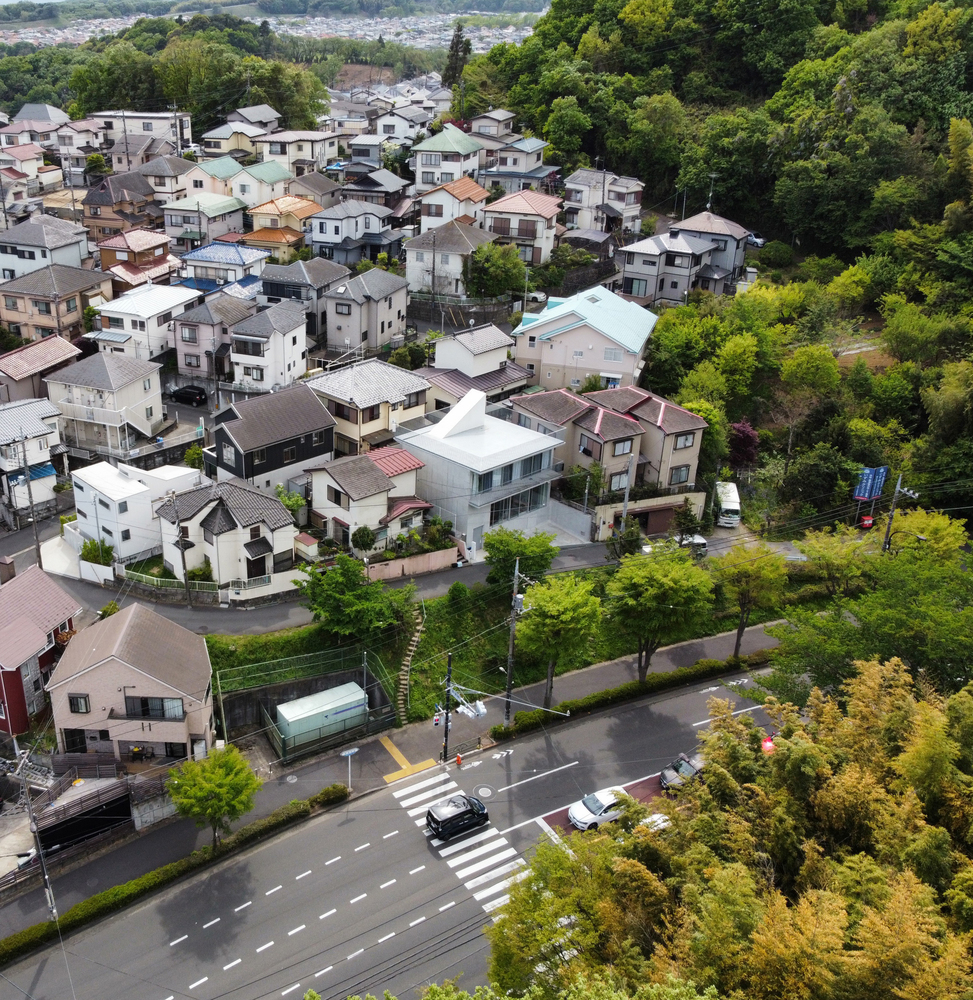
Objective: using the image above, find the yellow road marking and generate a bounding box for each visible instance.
[380,737,437,783]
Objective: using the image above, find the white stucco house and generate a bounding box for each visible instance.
[90,284,205,359]
[229,299,308,391]
[404,219,495,298]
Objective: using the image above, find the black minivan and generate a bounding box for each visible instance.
[170,385,208,407]
[426,793,489,840]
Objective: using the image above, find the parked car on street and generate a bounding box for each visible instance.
[169,385,208,407]
[747,231,766,248]
[567,786,627,830]
[660,752,705,794]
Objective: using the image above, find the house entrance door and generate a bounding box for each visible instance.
[246,555,266,579]
[63,728,87,753]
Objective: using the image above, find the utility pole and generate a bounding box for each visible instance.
[582,474,589,514]
[21,765,58,922]
[706,172,718,212]
[442,652,452,764]
[170,489,192,608]
[881,473,919,553]
[503,558,521,728]
[19,434,42,569]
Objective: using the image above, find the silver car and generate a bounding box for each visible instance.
[567,786,626,831]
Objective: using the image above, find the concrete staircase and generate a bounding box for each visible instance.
[395,606,425,725]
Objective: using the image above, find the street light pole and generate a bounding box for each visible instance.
[442,652,452,764]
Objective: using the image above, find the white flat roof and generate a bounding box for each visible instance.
[101,284,201,319]
[73,461,148,500]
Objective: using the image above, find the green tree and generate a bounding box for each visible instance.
[781,344,841,397]
[795,524,874,597]
[606,515,643,561]
[713,543,787,658]
[166,745,262,849]
[517,574,601,709]
[81,538,113,566]
[84,153,110,180]
[483,527,559,586]
[442,22,472,89]
[672,498,703,543]
[544,95,592,162]
[606,550,714,681]
[274,483,306,516]
[464,242,527,298]
[184,443,204,469]
[351,525,376,553]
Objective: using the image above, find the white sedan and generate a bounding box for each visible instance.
[567,786,627,831]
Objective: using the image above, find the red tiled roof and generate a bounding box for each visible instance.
[367,445,424,477]
[380,496,432,525]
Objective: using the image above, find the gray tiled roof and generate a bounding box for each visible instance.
[307,358,430,409]
[0,396,60,446]
[324,268,407,305]
[289,172,341,198]
[0,264,106,298]
[313,200,392,221]
[134,155,195,179]
[44,352,160,391]
[510,389,590,426]
[405,220,495,255]
[321,453,391,500]
[6,215,87,249]
[232,104,281,123]
[261,257,349,288]
[220,382,335,453]
[231,300,306,341]
[178,293,255,327]
[452,324,512,356]
[83,171,155,207]
[155,477,295,531]
[0,565,80,671]
[673,211,749,240]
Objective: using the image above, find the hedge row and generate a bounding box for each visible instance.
[0,784,348,969]
[490,650,772,741]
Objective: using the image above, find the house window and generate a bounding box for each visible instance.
[363,404,380,422]
[283,446,296,462]
[90,207,101,216]
[528,336,536,348]
[669,465,690,485]
[118,501,128,513]
[440,173,454,183]
[572,349,583,358]
[251,368,264,381]
[101,526,113,537]
[68,694,90,714]
[420,153,440,166]
[474,471,493,493]
[98,497,109,510]
[440,254,449,265]
[383,124,395,134]
[193,179,203,188]
[254,448,266,464]
[421,172,436,184]
[222,443,235,463]
[404,392,421,409]
[121,529,131,541]
[3,296,18,309]
[674,432,695,450]
[415,251,425,262]
[610,472,629,491]
[526,363,535,373]
[133,320,146,331]
[250,525,261,540]
[145,406,153,419]
[426,204,443,217]
[312,431,324,446]
[65,297,77,313]
[142,122,153,131]
[521,453,543,476]
[143,378,151,391]
[604,347,623,362]
[186,354,200,367]
[670,281,679,289]
[32,300,51,315]
[181,327,197,343]
[613,439,632,456]
[335,303,351,315]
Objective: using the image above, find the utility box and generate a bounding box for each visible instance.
[275,682,368,744]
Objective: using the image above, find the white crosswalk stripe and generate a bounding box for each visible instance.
[390,768,529,916]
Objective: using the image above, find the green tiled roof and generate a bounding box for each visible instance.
[165,192,247,217]
[411,123,483,156]
[198,156,242,181]
[244,160,293,184]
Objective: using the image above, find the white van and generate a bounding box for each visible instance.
[716,481,741,528]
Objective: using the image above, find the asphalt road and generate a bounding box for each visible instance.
[2,675,768,1000]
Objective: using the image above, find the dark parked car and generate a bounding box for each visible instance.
[660,752,704,794]
[169,385,208,407]
[425,793,488,840]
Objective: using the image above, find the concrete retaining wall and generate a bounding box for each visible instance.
[132,792,178,831]
[548,499,593,541]
[367,546,459,581]
[80,560,114,585]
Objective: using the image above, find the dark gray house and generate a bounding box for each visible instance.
[259,257,351,344]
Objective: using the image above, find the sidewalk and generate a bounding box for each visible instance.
[0,621,778,939]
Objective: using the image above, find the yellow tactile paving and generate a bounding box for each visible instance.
[380,736,437,783]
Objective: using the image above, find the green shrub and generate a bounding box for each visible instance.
[760,241,794,267]
[80,538,113,566]
[220,799,310,852]
[59,513,76,535]
[184,443,204,469]
[308,783,349,808]
[186,557,214,582]
[99,600,119,619]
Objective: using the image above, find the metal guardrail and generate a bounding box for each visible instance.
[120,567,219,592]
[32,767,78,809]
[34,779,130,830]
[228,575,271,590]
[440,736,482,762]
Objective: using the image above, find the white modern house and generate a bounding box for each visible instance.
[229,299,308,391]
[0,216,89,279]
[71,461,203,563]
[478,136,557,195]
[375,106,431,142]
[200,120,267,159]
[417,176,489,234]
[0,396,62,513]
[667,211,751,288]
[90,284,205,359]
[620,231,719,305]
[133,155,196,205]
[395,389,560,550]
[254,131,331,176]
[563,168,644,234]
[95,110,193,149]
[322,269,408,354]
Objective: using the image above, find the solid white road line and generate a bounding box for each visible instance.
[326,856,341,865]
[380,879,396,888]
[256,941,274,953]
[495,760,579,793]
[223,959,241,970]
[446,839,510,868]
[464,859,524,890]
[536,816,563,847]
[437,827,500,856]
[378,932,395,943]
[409,865,426,874]
[234,901,252,912]
[439,901,455,911]
[296,870,312,879]
[393,772,453,797]
[398,783,458,808]
[409,916,426,926]
[189,977,208,990]
[350,893,367,903]
[203,918,220,928]
[315,966,333,978]
[454,847,518,880]
[320,908,336,920]
[288,925,305,936]
[169,935,187,946]
[693,705,757,726]
[383,830,399,839]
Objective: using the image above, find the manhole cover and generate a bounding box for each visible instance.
[473,783,496,800]
[87,878,98,887]
[196,626,210,634]
[286,775,298,784]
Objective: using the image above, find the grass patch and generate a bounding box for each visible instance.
[129,556,176,580]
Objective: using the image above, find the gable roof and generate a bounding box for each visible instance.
[202,121,267,140]
[625,232,715,257]
[451,324,512,355]
[182,242,270,266]
[343,168,408,194]
[324,268,407,305]
[7,215,87,249]
[405,219,495,255]
[0,566,80,671]
[0,336,79,381]
[155,477,294,532]
[231,299,306,340]
[0,396,60,445]
[584,386,709,435]
[319,453,391,500]
[261,257,349,288]
[177,292,254,327]
[84,170,155,206]
[307,358,430,409]
[411,123,483,156]
[231,104,281,124]
[46,602,210,698]
[510,388,591,426]
[0,264,106,298]
[367,445,424,477]
[574,403,643,442]
[0,143,44,162]
[97,227,168,252]
[164,192,247,217]
[219,382,335,453]
[134,155,196,179]
[195,156,245,181]
[251,195,322,220]
[313,200,391,221]
[485,189,561,219]
[242,160,293,185]
[289,172,341,198]
[45,352,159,391]
[672,211,749,240]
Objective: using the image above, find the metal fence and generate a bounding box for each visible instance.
[262,703,396,764]
[227,575,271,591]
[217,647,395,697]
[119,567,219,592]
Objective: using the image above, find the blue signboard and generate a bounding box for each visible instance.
[854,468,875,501]
[870,465,889,499]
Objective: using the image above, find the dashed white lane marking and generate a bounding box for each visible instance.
[350,893,367,904]
[315,966,333,978]
[320,908,336,920]
[439,901,455,911]
[170,935,188,946]
[203,918,220,929]
[355,842,370,851]
[265,885,282,895]
[234,901,252,912]
[495,760,579,793]
[223,959,241,970]
[347,948,364,960]
[256,941,274,953]
[455,847,518,879]
[296,870,312,879]
[189,978,208,990]
[326,856,340,865]
[409,865,425,874]
[393,772,453,797]
[380,879,396,888]
[409,916,426,926]
[281,983,302,996]
[383,830,399,839]
[378,931,395,943]
[288,924,305,936]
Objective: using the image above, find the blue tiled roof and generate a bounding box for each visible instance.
[180,242,270,265]
[221,274,263,299]
[178,277,220,292]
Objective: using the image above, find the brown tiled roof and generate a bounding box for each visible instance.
[510,388,590,426]
[585,386,709,435]
[574,404,642,441]
[0,335,79,380]
[97,227,169,252]
[380,495,432,525]
[244,226,304,244]
[0,566,81,670]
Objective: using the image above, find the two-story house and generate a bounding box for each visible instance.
[104,131,177,173]
[411,124,483,195]
[90,283,203,359]
[620,231,718,305]
[229,299,307,391]
[0,265,113,343]
[417,176,488,233]
[179,243,270,292]
[305,200,402,267]
[171,293,255,380]
[513,286,657,390]
[375,105,431,142]
[183,156,295,212]
[96,109,193,150]
[130,155,196,205]
[347,134,385,173]
[667,211,751,289]
[12,103,69,127]
[309,445,430,550]
[259,256,351,343]
[0,335,79,403]
[396,388,559,549]
[254,131,331,176]
[56,118,108,188]
[0,396,63,513]
[227,104,281,133]
[287,171,341,209]
[563,168,644,234]
[163,192,247,254]
[483,189,561,265]
[83,171,162,241]
[478,137,557,195]
[322,269,408,354]
[404,219,495,298]
[199,120,267,160]
[44,353,164,459]
[0,118,58,152]
[208,381,335,491]
[245,195,323,263]
[307,359,429,456]
[341,169,410,210]
[414,323,531,408]
[470,109,517,140]
[97,228,182,293]
[0,215,89,280]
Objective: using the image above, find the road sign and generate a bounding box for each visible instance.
[340,747,359,792]
[853,467,875,501]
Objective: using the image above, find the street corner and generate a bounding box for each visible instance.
[380,735,437,783]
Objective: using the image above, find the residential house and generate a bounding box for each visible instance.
[513,285,657,389]
[309,445,429,550]
[13,103,69,127]
[0,215,90,280]
[558,228,619,262]
[228,105,281,133]
[97,228,182,293]
[305,200,402,267]
[307,359,429,456]
[44,353,164,459]
[244,196,323,263]
[563,168,644,234]
[71,460,202,563]
[170,293,254,381]
[287,171,341,209]
[259,256,351,342]
[482,189,561,265]
[410,124,483,195]
[228,299,307,391]
[323,100,376,136]
[155,478,298,586]
[423,87,453,116]
[667,211,751,289]
[478,137,557,195]
[0,265,113,343]
[186,158,296,211]
[347,134,385,172]
[179,242,270,293]
[415,323,531,408]
[104,131,177,174]
[0,142,53,201]
[46,602,213,760]
[96,110,193,150]
[619,231,718,305]
[395,389,559,548]
[0,162,34,226]
[132,155,196,205]
[404,219,495,297]
[56,118,108,188]
[199,120,267,160]
[0,335,79,403]
[207,381,335,491]
[90,284,204,359]
[0,396,63,514]
[0,118,59,152]
[182,155,243,198]
[341,169,410,209]
[163,192,247,255]
[470,109,517,139]
[417,176,488,233]
[374,105,431,142]
[254,131,331,176]
[83,171,163,241]
[322,269,408,354]
[0,566,81,735]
